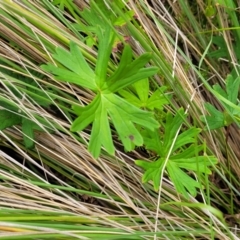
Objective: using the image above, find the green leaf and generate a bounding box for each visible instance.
[0,109,48,149]
[0,110,22,130]
[72,93,159,157]
[106,48,158,93]
[71,96,100,132]
[173,128,201,152]
[22,118,36,149]
[114,10,135,26]
[105,94,159,151]
[136,109,217,198]
[147,86,171,110]
[136,154,217,198]
[202,75,240,129]
[135,158,165,191]
[52,0,70,10]
[72,94,114,158]
[95,26,115,88]
[42,23,159,158]
[167,161,200,199]
[139,128,162,154]
[226,75,240,108]
[208,36,229,59]
[119,81,170,110]
[132,79,149,103]
[118,89,142,108]
[170,156,218,174]
[161,109,186,156]
[170,145,203,159]
[108,67,159,93]
[201,103,225,130]
[41,42,97,91]
[213,84,227,99]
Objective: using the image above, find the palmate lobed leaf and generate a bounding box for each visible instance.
[140,108,188,156]
[72,93,159,158]
[136,108,217,199]
[118,79,171,110]
[201,75,240,129]
[41,21,159,158]
[136,154,217,199]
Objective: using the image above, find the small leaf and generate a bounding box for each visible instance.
[95,26,115,88]
[226,75,240,107]
[119,83,170,110]
[173,128,201,152]
[114,10,135,26]
[0,110,21,130]
[41,42,97,91]
[118,89,142,108]
[136,108,218,198]
[162,109,186,156]
[132,79,149,104]
[201,103,225,130]
[147,86,171,110]
[170,156,218,174]
[135,158,165,191]
[167,161,200,199]
[22,118,35,149]
[202,75,240,129]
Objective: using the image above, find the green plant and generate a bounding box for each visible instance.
[136,108,217,199]
[0,65,53,148]
[41,34,159,158]
[2,0,239,239]
[40,1,218,200]
[118,79,171,111]
[201,75,240,130]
